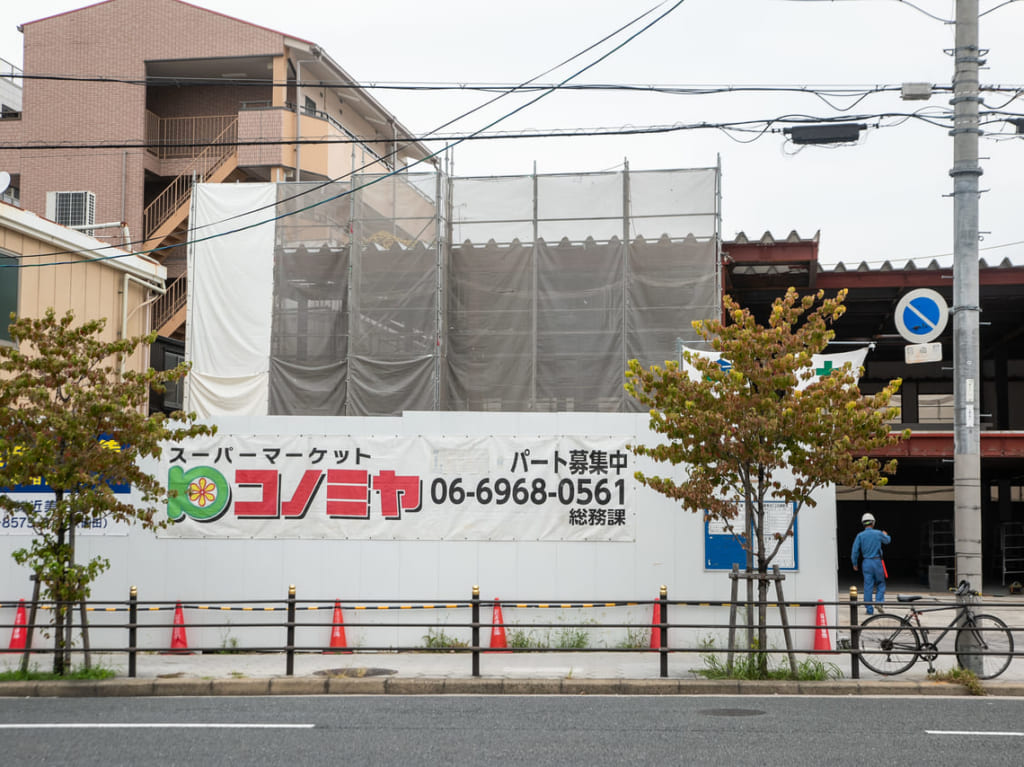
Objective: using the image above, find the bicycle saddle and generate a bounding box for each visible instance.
[897,595,923,602]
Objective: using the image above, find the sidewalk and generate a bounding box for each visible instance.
[3,646,1024,698]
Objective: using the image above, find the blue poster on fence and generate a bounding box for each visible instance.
[704,500,798,571]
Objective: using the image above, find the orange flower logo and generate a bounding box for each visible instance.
[188,477,218,508]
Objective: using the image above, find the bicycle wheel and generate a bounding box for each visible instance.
[955,614,1014,679]
[858,613,920,675]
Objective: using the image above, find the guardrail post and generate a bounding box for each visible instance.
[286,584,296,677]
[128,586,137,679]
[471,585,480,678]
[659,584,668,678]
[849,586,859,680]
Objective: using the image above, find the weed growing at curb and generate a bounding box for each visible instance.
[0,665,116,681]
[694,637,843,681]
[928,667,985,695]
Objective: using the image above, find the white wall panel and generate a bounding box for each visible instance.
[0,412,838,649]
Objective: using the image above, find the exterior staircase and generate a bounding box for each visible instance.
[145,118,239,338]
[153,274,188,338]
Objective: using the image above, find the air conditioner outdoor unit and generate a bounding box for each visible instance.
[45,190,96,236]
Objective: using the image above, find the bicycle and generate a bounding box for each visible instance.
[857,580,1014,679]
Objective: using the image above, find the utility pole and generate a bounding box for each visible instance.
[951,0,982,591]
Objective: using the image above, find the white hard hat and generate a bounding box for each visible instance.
[861,513,875,525]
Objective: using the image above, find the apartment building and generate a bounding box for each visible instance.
[0,0,433,339]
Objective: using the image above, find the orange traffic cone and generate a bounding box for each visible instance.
[813,599,832,652]
[488,598,510,652]
[325,601,351,654]
[167,602,192,654]
[7,599,27,651]
[649,601,661,650]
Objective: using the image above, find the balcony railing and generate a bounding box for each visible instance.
[0,57,21,85]
[146,112,238,159]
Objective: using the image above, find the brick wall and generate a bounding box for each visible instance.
[15,0,287,245]
[147,83,272,117]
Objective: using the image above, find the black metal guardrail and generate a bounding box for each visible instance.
[2,586,1021,679]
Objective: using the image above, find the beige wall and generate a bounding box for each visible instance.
[236,107,397,181]
[2,220,158,374]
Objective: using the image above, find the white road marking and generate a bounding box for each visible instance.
[0,723,315,729]
[926,730,1024,737]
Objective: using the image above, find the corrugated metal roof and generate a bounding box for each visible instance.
[728,231,1024,273]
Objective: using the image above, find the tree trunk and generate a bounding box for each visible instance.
[53,522,66,675]
[63,522,76,672]
[52,488,67,675]
[755,497,769,677]
[756,567,769,677]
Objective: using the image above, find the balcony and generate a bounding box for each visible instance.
[144,112,238,176]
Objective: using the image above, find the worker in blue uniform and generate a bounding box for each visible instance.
[852,512,891,615]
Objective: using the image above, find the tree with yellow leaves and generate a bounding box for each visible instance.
[0,310,214,673]
[626,288,907,674]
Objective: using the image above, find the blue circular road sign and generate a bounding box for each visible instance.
[894,288,948,343]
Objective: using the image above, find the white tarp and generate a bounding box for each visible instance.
[186,183,277,416]
[159,433,635,542]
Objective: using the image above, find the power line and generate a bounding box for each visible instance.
[4,1,678,264]
[0,72,924,90]
[5,0,689,269]
[7,108,994,265]
[12,71,1024,100]
[0,111,972,152]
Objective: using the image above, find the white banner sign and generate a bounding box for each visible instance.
[158,434,635,541]
[680,346,869,387]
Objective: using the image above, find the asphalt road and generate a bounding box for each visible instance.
[2,695,1023,766]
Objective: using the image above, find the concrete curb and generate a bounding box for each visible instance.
[2,675,1021,697]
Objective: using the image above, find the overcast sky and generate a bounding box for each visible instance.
[3,0,1023,267]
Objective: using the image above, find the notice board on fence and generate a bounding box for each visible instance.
[704,500,798,571]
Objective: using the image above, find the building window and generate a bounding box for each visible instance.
[0,182,18,206]
[0,252,17,344]
[163,349,185,411]
[919,393,954,424]
[838,484,955,502]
